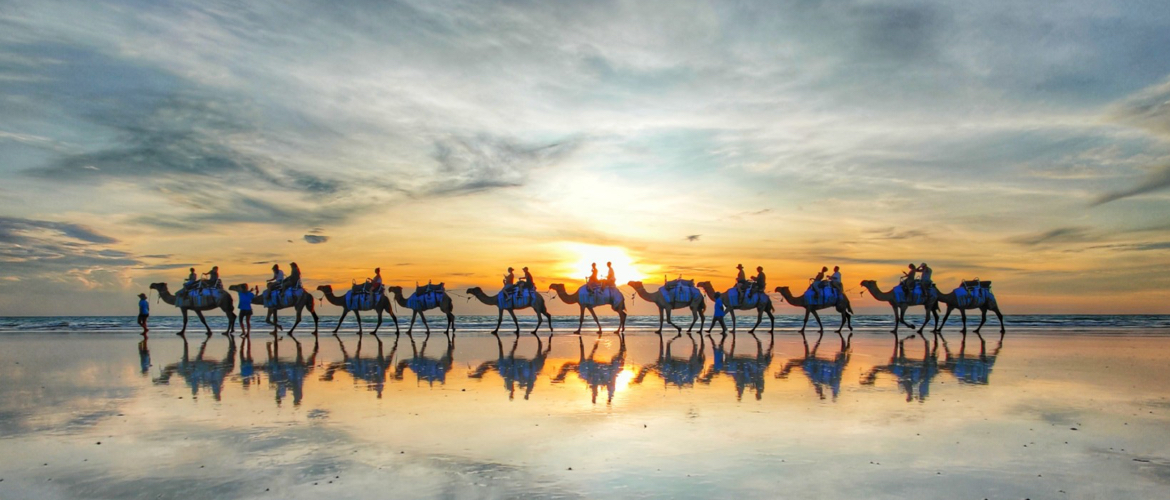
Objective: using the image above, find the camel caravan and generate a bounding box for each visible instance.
[144,261,1003,339]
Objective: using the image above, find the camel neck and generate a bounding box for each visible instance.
[552,285,578,304]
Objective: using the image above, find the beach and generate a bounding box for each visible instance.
[0,319,1168,499]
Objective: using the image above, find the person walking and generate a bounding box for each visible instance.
[137,293,150,335]
[707,291,728,334]
[236,284,257,336]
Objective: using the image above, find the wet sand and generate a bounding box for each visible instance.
[0,330,1167,499]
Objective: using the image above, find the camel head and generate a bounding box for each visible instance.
[626,280,644,288]
[859,280,877,288]
[315,284,333,293]
[149,282,168,292]
[774,286,787,294]
[466,286,483,295]
[548,283,565,292]
[227,283,247,292]
[386,285,403,295]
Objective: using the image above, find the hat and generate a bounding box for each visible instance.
[508,267,514,271]
[736,264,743,269]
[522,267,528,271]
[137,293,147,299]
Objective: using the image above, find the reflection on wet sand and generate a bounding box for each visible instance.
[776,333,851,401]
[468,334,552,400]
[395,334,455,386]
[700,333,774,401]
[941,335,1002,385]
[861,334,942,402]
[633,333,705,389]
[552,336,627,404]
[320,334,399,398]
[260,336,318,406]
[153,337,236,401]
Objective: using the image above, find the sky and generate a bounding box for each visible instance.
[1,0,1169,316]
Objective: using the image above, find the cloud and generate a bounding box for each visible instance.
[303,234,330,244]
[426,135,580,195]
[0,216,138,287]
[0,216,117,245]
[686,234,701,242]
[1092,164,1170,206]
[1008,227,1097,246]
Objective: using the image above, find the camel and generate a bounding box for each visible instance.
[316,284,399,336]
[387,286,455,336]
[774,332,850,401]
[466,286,553,335]
[859,333,941,403]
[774,285,853,334]
[939,334,1002,385]
[933,285,1005,337]
[468,334,552,400]
[859,280,939,336]
[627,280,706,334]
[149,282,236,337]
[551,336,627,405]
[319,335,397,398]
[547,283,627,335]
[696,281,775,334]
[228,284,319,337]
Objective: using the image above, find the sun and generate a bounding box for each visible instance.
[559,243,648,282]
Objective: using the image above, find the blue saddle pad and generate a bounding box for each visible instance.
[801,283,841,307]
[407,290,444,310]
[498,287,536,309]
[727,287,768,307]
[580,285,623,307]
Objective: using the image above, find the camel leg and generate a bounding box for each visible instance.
[938,306,953,333]
[917,306,930,334]
[308,302,319,335]
[270,310,280,336]
[389,307,400,334]
[750,309,763,334]
[372,309,383,335]
[992,306,1005,337]
[192,309,212,337]
[728,309,738,333]
[354,310,363,335]
[407,311,418,335]
[287,306,304,337]
[616,310,627,336]
[492,310,504,334]
[508,309,520,335]
[656,309,665,334]
[687,308,698,333]
[800,310,811,334]
[766,309,775,334]
[178,308,189,336]
[889,305,900,334]
[223,306,236,336]
[575,307,586,334]
[333,309,349,334]
[542,308,554,334]
[665,308,682,333]
[974,308,989,334]
[959,309,968,334]
[418,311,431,335]
[899,305,916,330]
[810,309,824,333]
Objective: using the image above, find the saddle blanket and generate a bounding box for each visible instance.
[580,285,624,308]
[726,287,769,308]
[954,284,992,308]
[892,282,936,306]
[661,280,699,304]
[265,287,305,308]
[176,288,224,309]
[346,288,384,311]
[498,287,537,309]
[802,282,842,307]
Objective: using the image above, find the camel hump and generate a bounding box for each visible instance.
[580,284,622,307]
[661,279,699,304]
[175,287,226,308]
[416,283,445,295]
[801,283,842,307]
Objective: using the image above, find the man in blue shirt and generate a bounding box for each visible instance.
[707,291,727,334]
[137,293,149,335]
[236,284,257,336]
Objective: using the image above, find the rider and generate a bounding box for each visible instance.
[735,264,748,295]
[752,266,766,295]
[283,262,301,290]
[503,267,516,295]
[587,263,600,290]
[916,262,932,293]
[903,263,918,295]
[812,266,827,302]
[830,266,843,296]
[183,267,198,291]
[604,262,615,287]
[368,267,383,293]
[522,266,535,291]
[266,264,284,303]
[205,266,220,289]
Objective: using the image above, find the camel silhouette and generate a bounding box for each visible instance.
[468,334,552,400]
[859,280,939,336]
[387,285,455,337]
[552,336,628,405]
[696,281,775,334]
[467,286,553,335]
[260,336,319,406]
[149,282,236,337]
[229,283,318,338]
[316,284,398,336]
[933,284,1005,337]
[860,334,942,403]
[548,283,627,335]
[627,280,706,334]
[153,336,236,401]
[775,332,851,401]
[632,333,705,389]
[774,285,854,334]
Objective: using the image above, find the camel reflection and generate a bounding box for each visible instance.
[394,334,454,386]
[154,337,236,401]
[941,335,1002,385]
[552,336,628,404]
[321,335,398,398]
[700,333,774,401]
[861,335,941,402]
[259,337,318,406]
[468,334,552,400]
[633,334,705,389]
[776,333,851,401]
